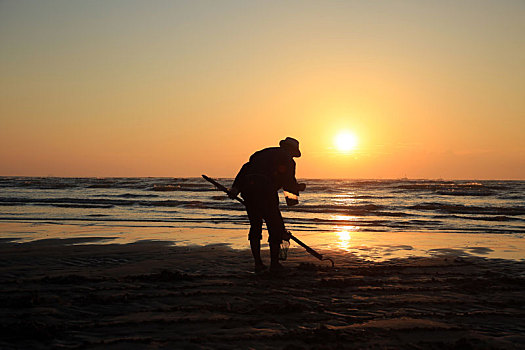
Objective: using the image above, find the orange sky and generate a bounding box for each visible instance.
[1,1,524,179]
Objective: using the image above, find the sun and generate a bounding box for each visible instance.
[334,131,358,153]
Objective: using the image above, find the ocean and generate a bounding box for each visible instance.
[1,177,524,232]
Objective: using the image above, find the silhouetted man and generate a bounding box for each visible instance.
[230,137,306,273]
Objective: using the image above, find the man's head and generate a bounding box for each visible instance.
[279,137,301,158]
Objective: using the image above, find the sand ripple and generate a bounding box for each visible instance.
[1,240,524,349]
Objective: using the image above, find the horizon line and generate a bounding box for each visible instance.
[1,174,524,181]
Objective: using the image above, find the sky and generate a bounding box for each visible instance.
[1,0,524,179]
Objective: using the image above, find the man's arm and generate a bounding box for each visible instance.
[282,159,306,195]
[230,162,250,198]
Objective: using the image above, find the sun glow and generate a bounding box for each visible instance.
[334,131,358,153]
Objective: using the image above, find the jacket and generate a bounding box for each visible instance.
[232,147,301,195]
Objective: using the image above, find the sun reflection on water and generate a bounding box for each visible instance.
[336,230,352,250]
[334,224,359,251]
[330,214,360,250]
[331,214,359,224]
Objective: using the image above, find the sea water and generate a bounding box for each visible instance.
[1,177,524,260]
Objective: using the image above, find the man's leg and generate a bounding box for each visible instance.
[250,239,264,266]
[264,194,286,272]
[246,201,266,270]
[269,241,281,271]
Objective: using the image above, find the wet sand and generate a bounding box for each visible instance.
[1,238,524,349]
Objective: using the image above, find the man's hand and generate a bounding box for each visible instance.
[228,186,240,199]
[298,183,306,192]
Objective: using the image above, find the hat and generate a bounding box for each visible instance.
[279,137,301,157]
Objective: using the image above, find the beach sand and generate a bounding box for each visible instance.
[1,237,525,349]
